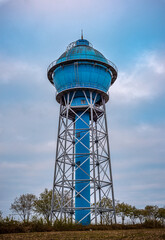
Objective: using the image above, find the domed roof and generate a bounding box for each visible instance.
[56,39,109,65]
[47,38,117,87]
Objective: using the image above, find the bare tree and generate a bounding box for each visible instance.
[116,202,132,224]
[144,205,159,221]
[0,210,3,221]
[136,209,146,224]
[34,188,72,223]
[10,194,36,222]
[158,207,165,225]
[129,206,139,224]
[94,198,119,224]
[33,189,53,223]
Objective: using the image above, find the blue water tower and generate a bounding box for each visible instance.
[48,35,117,225]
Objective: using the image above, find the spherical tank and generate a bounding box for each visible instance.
[47,38,117,101]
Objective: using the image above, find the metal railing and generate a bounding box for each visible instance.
[66,40,93,51]
[47,59,57,73]
[107,60,118,73]
[47,55,118,74]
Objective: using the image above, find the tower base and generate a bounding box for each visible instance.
[51,89,116,225]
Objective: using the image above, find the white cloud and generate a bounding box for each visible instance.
[16,0,123,17]
[0,157,53,175]
[0,55,45,85]
[110,50,165,104]
[114,166,165,208]
[0,140,56,155]
[108,120,165,208]
[0,161,27,170]
[110,123,165,154]
[0,100,58,158]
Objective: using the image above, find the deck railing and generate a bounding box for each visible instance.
[47,56,118,74]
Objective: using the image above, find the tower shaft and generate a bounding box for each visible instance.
[75,111,90,225]
[51,90,116,225]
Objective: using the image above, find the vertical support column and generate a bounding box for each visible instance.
[60,93,69,220]
[90,91,97,225]
[51,99,62,223]
[75,110,90,225]
[71,121,75,222]
[102,97,116,224]
[95,121,102,224]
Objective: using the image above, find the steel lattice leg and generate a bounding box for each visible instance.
[51,90,116,224]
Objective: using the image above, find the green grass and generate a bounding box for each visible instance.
[0,229,165,240]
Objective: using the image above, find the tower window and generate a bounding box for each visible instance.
[76,132,80,138]
[76,161,81,166]
[81,99,86,104]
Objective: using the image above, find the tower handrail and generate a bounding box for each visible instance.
[47,59,57,72]
[107,60,118,73]
[47,57,118,74]
[66,41,93,51]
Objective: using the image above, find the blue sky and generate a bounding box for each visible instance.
[0,0,165,218]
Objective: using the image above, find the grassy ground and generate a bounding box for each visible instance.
[0,229,165,240]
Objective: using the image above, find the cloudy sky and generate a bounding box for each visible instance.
[0,0,165,218]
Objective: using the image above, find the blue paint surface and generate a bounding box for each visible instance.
[68,90,101,106]
[75,110,90,225]
[53,39,112,93]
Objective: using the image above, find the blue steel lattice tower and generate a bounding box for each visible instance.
[47,36,117,225]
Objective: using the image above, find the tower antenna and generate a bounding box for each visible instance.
[81,29,83,39]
